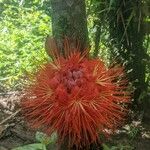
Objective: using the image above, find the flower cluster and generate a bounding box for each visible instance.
[21,41,130,149]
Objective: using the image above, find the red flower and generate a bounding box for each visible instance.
[21,40,130,149]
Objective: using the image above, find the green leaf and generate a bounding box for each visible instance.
[35,132,57,145]
[102,143,111,150]
[12,143,46,150]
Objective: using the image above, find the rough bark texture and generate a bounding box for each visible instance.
[50,0,88,53]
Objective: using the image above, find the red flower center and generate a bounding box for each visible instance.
[62,68,83,92]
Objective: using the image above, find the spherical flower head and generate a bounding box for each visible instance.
[21,39,131,149]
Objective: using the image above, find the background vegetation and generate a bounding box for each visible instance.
[0,0,51,89]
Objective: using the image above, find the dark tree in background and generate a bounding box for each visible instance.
[88,0,150,116]
[108,0,150,115]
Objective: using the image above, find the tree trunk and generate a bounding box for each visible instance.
[50,0,101,149]
[50,0,88,53]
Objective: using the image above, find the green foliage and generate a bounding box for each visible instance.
[128,127,140,140]
[0,0,51,89]
[86,0,111,62]
[12,143,47,150]
[35,131,57,146]
[12,131,57,150]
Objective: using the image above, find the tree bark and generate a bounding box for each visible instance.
[50,0,88,53]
